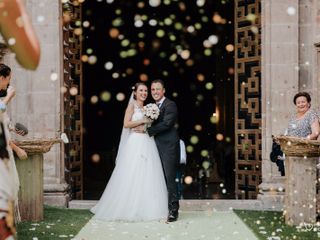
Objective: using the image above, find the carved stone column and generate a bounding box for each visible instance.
[259,0,299,206]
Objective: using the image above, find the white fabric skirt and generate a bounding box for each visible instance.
[91,132,168,221]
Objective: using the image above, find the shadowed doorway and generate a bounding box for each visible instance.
[82,0,235,200]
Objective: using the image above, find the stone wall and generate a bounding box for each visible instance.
[261,0,299,181]
[299,0,319,104]
[5,0,68,206]
[260,0,320,206]
[3,0,320,206]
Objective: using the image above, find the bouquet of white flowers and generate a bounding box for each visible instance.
[143,103,160,128]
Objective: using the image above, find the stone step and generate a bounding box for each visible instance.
[68,199,282,211]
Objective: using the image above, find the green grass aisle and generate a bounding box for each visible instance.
[234,210,319,240]
[17,206,93,240]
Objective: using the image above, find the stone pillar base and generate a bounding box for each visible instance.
[257,176,285,211]
[44,183,70,207]
[285,157,317,225]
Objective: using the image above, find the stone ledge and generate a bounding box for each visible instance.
[69,199,282,212]
[44,192,69,207]
[69,200,98,209]
[44,183,70,207]
[44,183,69,192]
[259,181,285,192]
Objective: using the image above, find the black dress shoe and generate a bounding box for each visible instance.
[167,211,179,222]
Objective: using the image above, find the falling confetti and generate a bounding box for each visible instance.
[81,0,236,200]
[287,6,296,16]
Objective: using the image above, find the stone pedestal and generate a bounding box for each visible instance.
[15,139,60,221]
[284,156,317,225]
[16,153,43,221]
[276,135,320,225]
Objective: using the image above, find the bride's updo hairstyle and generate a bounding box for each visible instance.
[132,82,147,100]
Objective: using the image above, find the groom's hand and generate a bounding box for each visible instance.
[133,125,145,133]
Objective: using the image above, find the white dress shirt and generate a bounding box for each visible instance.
[156,97,166,109]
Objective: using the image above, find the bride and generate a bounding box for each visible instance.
[91,82,168,221]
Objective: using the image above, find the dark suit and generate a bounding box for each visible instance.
[147,98,180,213]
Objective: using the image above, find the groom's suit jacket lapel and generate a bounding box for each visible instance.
[157,98,167,122]
[159,98,167,111]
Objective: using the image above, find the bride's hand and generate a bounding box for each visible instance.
[143,117,152,124]
[132,125,145,133]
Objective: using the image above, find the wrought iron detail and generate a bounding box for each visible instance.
[235,0,261,199]
[62,0,83,200]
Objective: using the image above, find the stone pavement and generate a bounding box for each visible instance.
[69,199,283,212]
[73,210,258,240]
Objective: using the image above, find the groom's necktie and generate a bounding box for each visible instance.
[156,102,161,108]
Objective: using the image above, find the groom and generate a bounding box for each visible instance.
[147,79,180,222]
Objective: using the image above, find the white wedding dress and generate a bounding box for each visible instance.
[91,104,168,221]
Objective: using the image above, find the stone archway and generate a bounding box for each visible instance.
[61,0,264,201]
[9,0,318,209]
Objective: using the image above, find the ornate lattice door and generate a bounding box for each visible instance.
[234,0,261,199]
[62,1,83,200]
